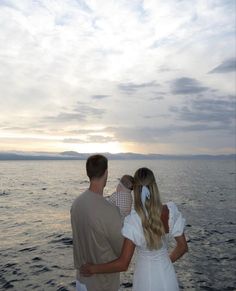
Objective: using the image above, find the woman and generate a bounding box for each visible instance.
[80,167,188,291]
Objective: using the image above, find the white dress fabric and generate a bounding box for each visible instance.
[121,201,186,291]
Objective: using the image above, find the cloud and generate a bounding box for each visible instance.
[178,124,232,132]
[46,112,85,122]
[43,101,106,123]
[63,138,85,143]
[91,95,110,100]
[74,0,93,14]
[0,0,26,11]
[149,97,164,101]
[109,117,235,143]
[0,0,235,154]
[106,126,172,143]
[86,135,115,143]
[150,37,176,49]
[171,78,208,95]
[170,95,236,126]
[149,91,166,101]
[118,81,159,93]
[95,48,122,56]
[63,134,115,144]
[66,128,104,135]
[74,102,106,116]
[209,58,236,74]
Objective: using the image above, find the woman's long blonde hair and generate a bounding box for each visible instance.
[133,167,165,250]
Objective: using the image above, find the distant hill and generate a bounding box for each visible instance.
[0,151,235,160]
[60,151,81,156]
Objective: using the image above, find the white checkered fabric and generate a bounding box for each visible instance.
[107,190,133,221]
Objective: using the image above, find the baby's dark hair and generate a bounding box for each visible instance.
[120,175,134,190]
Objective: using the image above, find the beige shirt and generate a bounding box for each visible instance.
[71,189,124,291]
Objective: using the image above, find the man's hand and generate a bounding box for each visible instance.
[80,263,94,277]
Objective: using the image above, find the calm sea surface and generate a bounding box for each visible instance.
[0,159,235,291]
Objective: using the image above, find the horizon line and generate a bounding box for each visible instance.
[0,150,235,161]
[0,149,236,156]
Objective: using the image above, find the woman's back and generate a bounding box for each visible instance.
[121,201,186,291]
[122,201,185,249]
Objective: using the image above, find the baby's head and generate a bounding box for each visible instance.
[120,175,134,191]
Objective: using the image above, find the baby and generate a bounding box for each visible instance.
[107,175,134,221]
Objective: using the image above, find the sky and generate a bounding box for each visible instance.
[0,0,235,155]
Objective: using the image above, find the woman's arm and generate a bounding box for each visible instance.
[169,233,188,263]
[80,238,135,276]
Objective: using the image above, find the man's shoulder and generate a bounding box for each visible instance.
[106,192,117,204]
[71,190,120,213]
[96,196,122,223]
[72,189,87,201]
[71,190,90,210]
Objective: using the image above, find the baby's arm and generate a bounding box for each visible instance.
[116,182,122,192]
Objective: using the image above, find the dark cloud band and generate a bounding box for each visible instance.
[209,58,236,74]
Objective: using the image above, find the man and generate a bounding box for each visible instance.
[71,154,124,291]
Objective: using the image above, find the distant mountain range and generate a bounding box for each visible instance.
[0,151,235,160]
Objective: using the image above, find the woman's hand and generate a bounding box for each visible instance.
[80,263,94,277]
[170,233,188,263]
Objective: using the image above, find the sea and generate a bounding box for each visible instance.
[0,159,235,291]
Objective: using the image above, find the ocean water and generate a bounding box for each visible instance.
[0,159,235,291]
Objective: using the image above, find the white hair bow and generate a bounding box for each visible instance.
[141,186,150,213]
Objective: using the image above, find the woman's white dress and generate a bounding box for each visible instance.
[121,201,185,291]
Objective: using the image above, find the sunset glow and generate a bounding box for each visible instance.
[0,0,235,155]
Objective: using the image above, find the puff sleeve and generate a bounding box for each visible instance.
[121,211,145,247]
[168,201,186,237]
